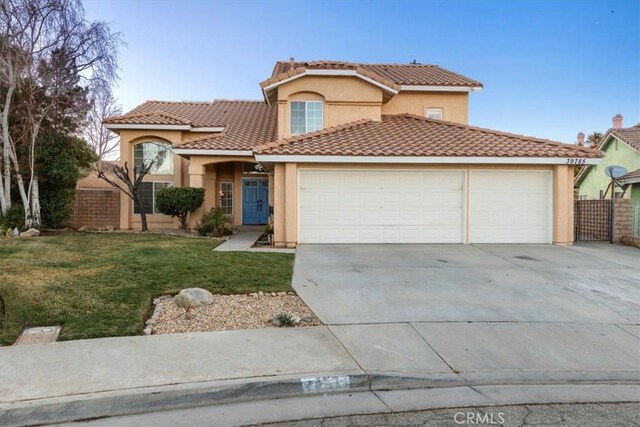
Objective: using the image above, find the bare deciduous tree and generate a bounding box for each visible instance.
[0,0,121,227]
[85,88,121,162]
[98,161,153,232]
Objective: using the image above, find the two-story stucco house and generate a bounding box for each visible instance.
[104,60,601,247]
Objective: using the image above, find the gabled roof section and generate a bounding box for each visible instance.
[610,123,640,152]
[575,123,640,185]
[104,100,276,151]
[266,60,483,89]
[260,61,401,103]
[255,114,602,162]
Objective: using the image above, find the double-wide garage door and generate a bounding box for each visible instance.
[299,169,551,244]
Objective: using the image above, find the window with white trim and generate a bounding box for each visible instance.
[291,101,323,134]
[426,108,443,120]
[134,182,172,214]
[134,141,173,175]
[220,182,233,215]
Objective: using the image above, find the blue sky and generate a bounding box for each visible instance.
[84,0,639,143]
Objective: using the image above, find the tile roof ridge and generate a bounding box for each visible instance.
[385,114,601,155]
[212,99,267,104]
[254,119,373,153]
[145,100,213,105]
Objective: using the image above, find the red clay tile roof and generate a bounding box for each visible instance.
[255,114,602,159]
[264,60,483,89]
[175,101,277,151]
[104,100,277,151]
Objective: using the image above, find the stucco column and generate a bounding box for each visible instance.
[233,163,243,226]
[273,163,286,247]
[285,162,298,248]
[553,165,573,245]
[188,164,206,229]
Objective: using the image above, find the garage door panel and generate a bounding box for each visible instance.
[299,170,464,244]
[470,171,551,244]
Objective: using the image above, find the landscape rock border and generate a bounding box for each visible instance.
[144,291,319,335]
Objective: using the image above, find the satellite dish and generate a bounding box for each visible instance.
[604,165,627,179]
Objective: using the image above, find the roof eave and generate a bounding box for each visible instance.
[254,155,602,165]
[103,123,225,133]
[260,69,400,99]
[399,85,483,93]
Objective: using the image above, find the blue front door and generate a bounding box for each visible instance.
[242,179,269,225]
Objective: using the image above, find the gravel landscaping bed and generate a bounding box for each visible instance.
[147,293,322,335]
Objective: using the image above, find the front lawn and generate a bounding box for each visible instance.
[0,232,294,345]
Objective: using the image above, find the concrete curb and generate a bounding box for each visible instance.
[2,371,639,426]
[0,371,369,427]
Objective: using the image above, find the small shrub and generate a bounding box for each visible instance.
[275,313,295,327]
[222,227,233,236]
[196,208,231,237]
[155,187,205,230]
[0,204,25,231]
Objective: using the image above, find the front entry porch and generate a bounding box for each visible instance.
[186,156,271,228]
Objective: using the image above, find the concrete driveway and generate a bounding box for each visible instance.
[293,244,640,385]
[293,244,640,325]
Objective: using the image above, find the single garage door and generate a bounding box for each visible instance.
[299,170,465,243]
[469,171,552,243]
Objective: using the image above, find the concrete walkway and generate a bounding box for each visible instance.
[213,231,262,251]
[213,231,295,253]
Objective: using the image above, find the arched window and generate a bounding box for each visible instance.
[133,141,173,175]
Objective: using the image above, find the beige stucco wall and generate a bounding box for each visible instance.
[273,76,472,140]
[275,76,383,139]
[271,163,574,247]
[382,92,469,124]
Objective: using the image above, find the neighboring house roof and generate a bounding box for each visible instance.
[255,114,601,159]
[104,100,277,152]
[618,168,640,185]
[574,123,640,185]
[265,60,483,88]
[610,123,640,151]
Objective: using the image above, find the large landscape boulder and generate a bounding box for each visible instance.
[20,228,40,238]
[173,288,215,319]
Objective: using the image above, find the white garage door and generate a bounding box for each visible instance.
[299,170,465,243]
[469,171,552,243]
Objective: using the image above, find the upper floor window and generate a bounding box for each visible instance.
[134,141,173,175]
[426,108,443,120]
[291,101,323,134]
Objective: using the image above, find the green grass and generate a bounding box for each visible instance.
[0,232,294,344]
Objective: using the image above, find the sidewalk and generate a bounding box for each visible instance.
[1,323,639,426]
